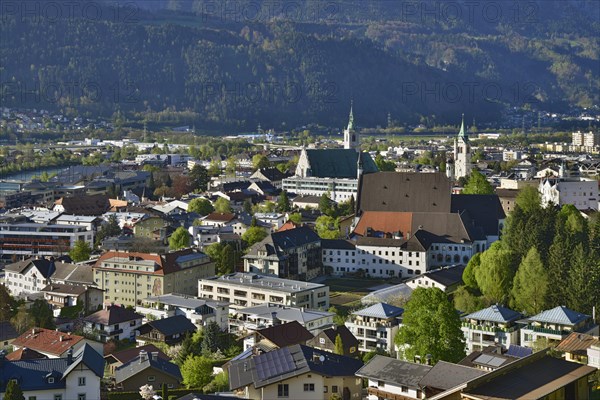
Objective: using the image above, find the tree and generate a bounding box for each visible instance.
[188,198,214,216]
[242,226,268,248]
[205,242,225,274]
[453,286,487,314]
[328,306,348,326]
[334,334,344,355]
[475,242,516,304]
[252,154,270,170]
[208,159,221,177]
[189,164,210,192]
[214,197,232,213]
[315,216,341,239]
[515,186,541,214]
[566,244,598,315]
[510,247,549,315]
[0,284,16,321]
[4,379,25,400]
[96,214,122,246]
[11,304,34,333]
[169,226,190,250]
[161,381,168,400]
[462,253,481,290]
[374,153,396,171]
[319,193,334,216]
[220,244,236,275]
[69,240,91,262]
[30,299,55,329]
[288,213,302,225]
[395,287,465,364]
[172,175,193,198]
[462,170,493,195]
[202,321,221,355]
[277,190,291,212]
[181,355,214,388]
[243,198,253,214]
[203,371,229,393]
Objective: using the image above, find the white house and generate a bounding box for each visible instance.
[0,344,105,400]
[461,305,522,353]
[356,355,431,400]
[82,305,143,343]
[345,303,403,356]
[539,177,599,210]
[4,258,58,297]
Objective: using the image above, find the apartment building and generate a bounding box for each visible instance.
[461,305,522,353]
[198,273,329,311]
[83,304,143,343]
[93,249,215,307]
[0,222,93,261]
[345,303,403,356]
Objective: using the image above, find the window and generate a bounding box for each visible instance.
[324,386,328,393]
[401,385,408,392]
[148,376,156,382]
[28,397,37,400]
[54,395,62,400]
[304,383,315,392]
[319,338,326,344]
[277,384,289,397]
[48,377,55,384]
[78,395,86,400]
[332,385,338,393]
[78,377,86,386]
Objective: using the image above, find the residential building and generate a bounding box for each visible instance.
[495,188,519,214]
[453,349,596,400]
[198,273,329,311]
[356,355,431,400]
[418,360,487,398]
[54,214,102,235]
[4,257,59,297]
[306,325,359,357]
[518,306,599,348]
[228,344,364,400]
[250,168,290,189]
[230,304,334,335]
[133,215,172,241]
[0,344,104,400]
[406,265,466,293]
[201,212,236,227]
[136,293,229,330]
[556,332,600,366]
[0,223,93,261]
[53,194,110,216]
[5,347,48,361]
[458,345,523,372]
[136,315,196,346]
[0,321,18,348]
[461,305,523,353]
[345,303,403,355]
[82,304,143,343]
[242,321,313,351]
[11,328,103,358]
[539,177,599,210]
[114,349,182,392]
[93,249,215,307]
[104,344,169,376]
[253,213,286,231]
[243,226,322,280]
[41,283,104,317]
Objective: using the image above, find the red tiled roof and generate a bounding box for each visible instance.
[83,305,143,325]
[204,212,236,222]
[12,328,84,356]
[354,211,413,236]
[5,347,48,361]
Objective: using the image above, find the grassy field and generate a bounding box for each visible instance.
[325,277,399,314]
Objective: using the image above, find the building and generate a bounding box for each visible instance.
[243,226,322,280]
[418,360,487,397]
[228,344,364,400]
[573,130,600,149]
[133,216,171,241]
[0,344,104,400]
[447,115,472,180]
[0,223,93,261]
[343,102,359,150]
[345,303,403,356]
[82,305,143,343]
[53,194,110,216]
[356,355,431,400]
[250,168,290,189]
[556,332,600,366]
[461,305,523,353]
[306,325,359,357]
[0,321,18,348]
[242,321,314,351]
[199,273,329,311]
[11,328,103,358]
[136,315,196,346]
[136,293,229,331]
[4,257,59,297]
[518,306,599,348]
[230,304,334,335]
[41,283,104,317]
[201,212,236,227]
[93,249,215,307]
[114,349,182,392]
[539,177,599,210]
[405,265,466,293]
[104,344,169,376]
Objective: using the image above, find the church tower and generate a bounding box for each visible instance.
[344,101,359,151]
[453,114,472,179]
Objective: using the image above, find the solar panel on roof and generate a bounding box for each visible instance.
[487,356,506,367]
[255,347,296,381]
[506,344,533,358]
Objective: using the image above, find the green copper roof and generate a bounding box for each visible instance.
[306,149,377,178]
[458,113,467,140]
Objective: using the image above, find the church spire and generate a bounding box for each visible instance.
[347,100,354,130]
[458,113,467,140]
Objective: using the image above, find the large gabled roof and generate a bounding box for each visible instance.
[115,354,182,383]
[305,149,377,178]
[4,258,57,278]
[352,302,403,319]
[419,361,487,391]
[83,305,143,326]
[12,328,84,356]
[528,306,590,326]
[255,321,313,348]
[356,355,431,388]
[464,305,522,324]
[138,315,196,337]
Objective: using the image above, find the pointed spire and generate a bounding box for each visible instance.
[458,113,466,138]
[347,100,354,130]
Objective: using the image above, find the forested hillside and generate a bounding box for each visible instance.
[1,0,597,130]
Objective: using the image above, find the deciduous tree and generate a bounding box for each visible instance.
[169,226,190,250]
[5,379,25,400]
[181,355,213,388]
[475,242,516,304]
[242,226,268,248]
[214,197,232,213]
[69,240,91,262]
[315,216,340,239]
[188,198,214,216]
[462,170,493,195]
[510,247,549,315]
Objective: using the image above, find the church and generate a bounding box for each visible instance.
[446,114,472,180]
[282,104,378,202]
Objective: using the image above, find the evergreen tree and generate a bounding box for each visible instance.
[547,224,572,307]
[4,379,25,400]
[0,284,16,321]
[277,190,291,212]
[243,198,253,215]
[510,247,549,315]
[189,164,210,192]
[201,321,221,355]
[220,244,235,275]
[566,244,597,315]
[334,334,344,355]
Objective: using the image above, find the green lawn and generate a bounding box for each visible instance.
[324,277,391,293]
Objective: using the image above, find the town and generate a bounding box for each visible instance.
[0,103,599,400]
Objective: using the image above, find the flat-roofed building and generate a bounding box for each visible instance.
[198,273,329,311]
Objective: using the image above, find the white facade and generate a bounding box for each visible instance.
[83,317,142,343]
[365,379,421,400]
[539,177,599,210]
[5,264,51,297]
[230,304,334,335]
[282,176,358,202]
[452,116,471,179]
[198,273,329,311]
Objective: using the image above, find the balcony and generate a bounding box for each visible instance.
[523,325,569,336]
[367,387,415,400]
[462,322,518,333]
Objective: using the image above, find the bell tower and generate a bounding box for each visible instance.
[344,101,359,151]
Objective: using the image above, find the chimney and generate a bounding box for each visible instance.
[139,350,148,363]
[425,354,432,365]
[151,352,158,361]
[271,312,280,326]
[67,347,73,364]
[59,335,64,342]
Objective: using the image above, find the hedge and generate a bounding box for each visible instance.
[107,388,204,400]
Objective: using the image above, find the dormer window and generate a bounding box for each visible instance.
[48,377,55,383]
